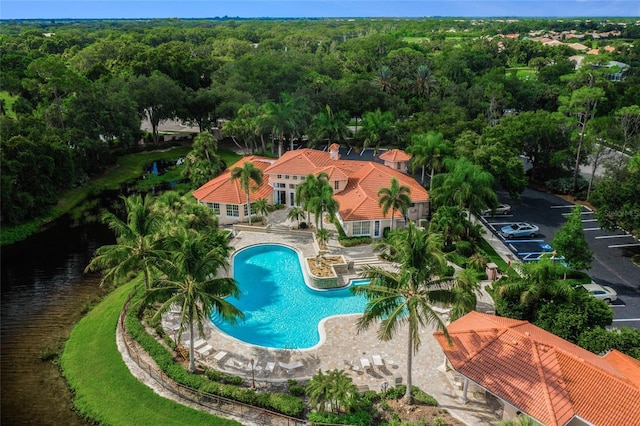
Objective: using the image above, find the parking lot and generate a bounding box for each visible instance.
[482,188,640,328]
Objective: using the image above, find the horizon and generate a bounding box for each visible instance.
[1,1,639,20]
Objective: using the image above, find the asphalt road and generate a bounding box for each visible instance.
[483,188,640,328]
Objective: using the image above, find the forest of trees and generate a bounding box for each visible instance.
[1,17,639,236]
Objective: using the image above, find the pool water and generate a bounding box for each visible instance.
[212,244,368,349]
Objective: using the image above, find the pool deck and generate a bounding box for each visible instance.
[162,219,501,425]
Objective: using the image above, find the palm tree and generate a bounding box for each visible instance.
[230,161,264,226]
[307,175,339,231]
[377,177,412,231]
[352,223,454,404]
[316,228,330,250]
[261,93,308,157]
[450,268,481,321]
[309,104,349,150]
[295,173,323,224]
[85,194,162,290]
[287,206,305,229]
[496,258,574,321]
[431,157,498,224]
[360,108,395,154]
[413,65,437,98]
[376,65,393,93]
[306,369,359,414]
[406,131,453,187]
[141,230,243,373]
[253,198,271,223]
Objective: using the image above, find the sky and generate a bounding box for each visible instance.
[1,0,638,20]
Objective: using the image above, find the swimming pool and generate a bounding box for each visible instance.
[212,244,368,349]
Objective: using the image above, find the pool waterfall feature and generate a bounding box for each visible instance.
[305,254,349,289]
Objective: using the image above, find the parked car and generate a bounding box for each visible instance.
[500,223,539,239]
[482,203,512,216]
[580,283,618,303]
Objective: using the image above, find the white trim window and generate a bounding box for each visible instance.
[226,204,239,217]
[352,221,371,236]
[206,202,220,214]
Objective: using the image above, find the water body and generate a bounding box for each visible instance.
[0,220,114,425]
[213,244,367,349]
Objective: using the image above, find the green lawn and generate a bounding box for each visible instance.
[60,281,241,426]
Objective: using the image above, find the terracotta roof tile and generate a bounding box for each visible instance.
[379,149,412,162]
[192,156,274,204]
[264,149,428,222]
[434,312,640,426]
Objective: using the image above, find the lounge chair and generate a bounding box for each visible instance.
[278,360,304,374]
[213,351,228,363]
[264,362,276,375]
[372,355,384,369]
[360,358,372,371]
[196,344,213,357]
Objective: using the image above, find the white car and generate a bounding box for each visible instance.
[482,204,512,216]
[580,283,618,303]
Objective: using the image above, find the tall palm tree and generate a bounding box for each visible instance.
[230,161,264,226]
[377,177,412,231]
[352,223,454,404]
[141,230,243,373]
[296,172,333,228]
[406,131,453,187]
[308,104,349,150]
[85,194,162,290]
[431,157,498,223]
[450,268,481,321]
[261,93,308,157]
[360,108,395,154]
[307,176,339,231]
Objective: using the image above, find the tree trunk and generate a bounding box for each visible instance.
[246,188,252,226]
[188,319,195,373]
[391,207,395,230]
[278,132,284,158]
[572,125,586,194]
[405,330,413,404]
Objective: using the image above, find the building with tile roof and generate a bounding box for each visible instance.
[434,311,640,426]
[192,146,429,236]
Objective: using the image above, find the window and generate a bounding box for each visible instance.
[301,176,306,181]
[289,184,295,189]
[293,176,297,180]
[285,175,290,180]
[212,202,220,214]
[275,183,285,188]
[352,221,371,236]
[397,163,401,169]
[226,204,239,217]
[277,174,282,179]
[334,180,339,190]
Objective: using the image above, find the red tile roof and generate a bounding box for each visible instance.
[267,149,427,221]
[379,149,412,162]
[434,312,640,426]
[192,156,274,204]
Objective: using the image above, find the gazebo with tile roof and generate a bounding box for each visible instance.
[434,311,640,426]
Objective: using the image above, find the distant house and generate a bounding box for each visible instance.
[193,145,428,237]
[434,311,640,426]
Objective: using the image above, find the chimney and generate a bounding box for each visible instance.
[329,143,341,160]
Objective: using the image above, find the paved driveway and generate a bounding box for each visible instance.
[482,188,640,327]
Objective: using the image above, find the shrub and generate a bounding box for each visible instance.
[455,240,474,257]
[545,176,588,195]
[205,369,244,385]
[308,410,372,426]
[444,265,455,277]
[339,236,373,247]
[287,379,306,397]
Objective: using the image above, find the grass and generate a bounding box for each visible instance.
[478,237,510,273]
[60,281,241,426]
